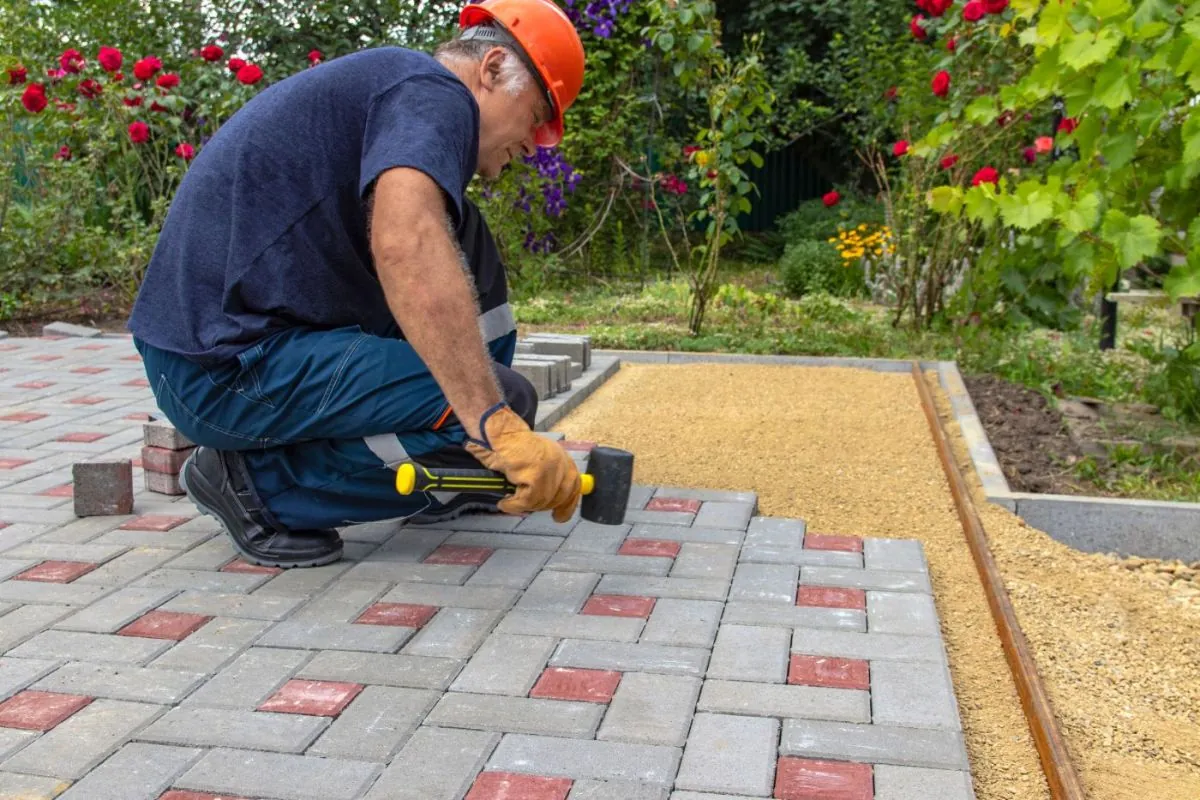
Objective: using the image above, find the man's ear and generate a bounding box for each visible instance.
[478,46,506,92]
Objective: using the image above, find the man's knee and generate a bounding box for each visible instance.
[496,364,537,427]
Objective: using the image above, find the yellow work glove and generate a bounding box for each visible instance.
[465,403,581,522]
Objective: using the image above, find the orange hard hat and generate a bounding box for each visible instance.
[458,0,585,147]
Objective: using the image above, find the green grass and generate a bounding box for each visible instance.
[1073,446,1200,503]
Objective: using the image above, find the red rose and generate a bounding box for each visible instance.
[983,0,1008,12]
[308,49,323,65]
[123,95,143,107]
[1058,117,1078,133]
[21,83,47,113]
[940,154,959,169]
[971,166,999,186]
[133,56,162,81]
[8,65,27,84]
[97,46,122,72]
[1035,136,1054,154]
[910,14,928,40]
[996,110,1014,128]
[947,36,957,52]
[893,140,910,157]
[706,169,718,179]
[236,63,263,85]
[128,121,150,144]
[175,142,195,160]
[1023,147,1036,164]
[200,44,224,62]
[932,70,950,98]
[963,1,985,21]
[823,190,841,207]
[925,0,953,15]
[59,49,84,74]
[111,72,124,82]
[77,79,103,99]
[54,145,71,161]
[150,101,169,113]
[228,57,246,72]
[884,86,898,100]
[156,72,180,89]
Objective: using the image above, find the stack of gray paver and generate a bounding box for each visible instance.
[513,333,591,401]
[0,332,976,800]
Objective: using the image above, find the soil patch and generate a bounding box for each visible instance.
[554,361,1200,800]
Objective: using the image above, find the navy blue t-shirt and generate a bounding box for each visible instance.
[127,47,480,365]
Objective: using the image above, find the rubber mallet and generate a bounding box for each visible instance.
[394,446,634,525]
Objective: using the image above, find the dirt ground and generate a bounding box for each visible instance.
[552,361,1200,800]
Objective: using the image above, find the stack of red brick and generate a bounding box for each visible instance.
[142,419,194,495]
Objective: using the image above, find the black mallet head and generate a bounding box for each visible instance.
[580,446,634,525]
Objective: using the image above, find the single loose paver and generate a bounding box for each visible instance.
[0,333,976,798]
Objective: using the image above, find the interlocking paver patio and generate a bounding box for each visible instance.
[0,333,976,798]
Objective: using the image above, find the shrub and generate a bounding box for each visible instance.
[777,194,884,249]
[779,238,860,298]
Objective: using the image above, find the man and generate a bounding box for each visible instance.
[126,0,588,569]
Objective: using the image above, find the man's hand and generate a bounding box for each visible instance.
[466,404,582,522]
[369,168,500,440]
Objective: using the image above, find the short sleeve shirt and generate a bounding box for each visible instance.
[127,47,480,365]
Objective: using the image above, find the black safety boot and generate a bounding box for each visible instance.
[406,492,501,525]
[179,447,343,568]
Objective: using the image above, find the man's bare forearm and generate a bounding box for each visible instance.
[375,211,502,442]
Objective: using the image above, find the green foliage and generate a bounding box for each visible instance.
[777,195,885,249]
[778,239,857,298]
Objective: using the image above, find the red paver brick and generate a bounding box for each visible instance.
[774,757,873,800]
[257,679,363,716]
[125,412,154,421]
[0,458,32,470]
[141,445,194,474]
[118,610,212,640]
[57,432,108,443]
[0,344,20,351]
[159,792,251,800]
[645,497,702,514]
[220,559,283,576]
[118,514,191,531]
[530,667,621,703]
[788,655,870,691]
[354,602,439,628]
[74,344,109,351]
[70,365,109,374]
[466,772,573,800]
[15,380,54,389]
[618,538,681,558]
[796,586,866,610]
[0,522,7,531]
[804,534,864,553]
[13,561,96,583]
[67,395,108,405]
[122,353,143,361]
[424,545,493,566]
[0,691,93,731]
[125,378,151,388]
[37,483,73,497]
[39,335,66,341]
[0,412,47,423]
[581,594,655,618]
[559,440,596,452]
[31,354,62,361]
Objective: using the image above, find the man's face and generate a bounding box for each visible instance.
[474,50,552,179]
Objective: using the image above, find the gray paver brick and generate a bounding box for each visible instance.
[466,548,549,587]
[290,580,389,623]
[342,560,475,584]
[257,619,413,653]
[380,582,518,609]
[693,502,754,530]
[8,629,171,665]
[34,662,206,704]
[0,580,112,606]
[487,733,681,785]
[595,575,728,602]
[721,601,865,632]
[674,713,778,796]
[450,632,557,695]
[630,524,742,545]
[0,656,60,701]
[729,562,797,604]
[0,605,73,651]
[868,591,940,636]
[447,531,564,550]
[597,673,700,746]
[92,527,213,551]
[801,566,932,593]
[133,568,269,594]
[740,545,862,568]
[402,607,502,659]
[547,551,674,576]
[569,779,668,800]
[298,650,460,689]
[513,511,579,536]
[56,742,201,800]
[670,543,738,581]
[364,726,499,800]
[792,629,947,662]
[875,765,975,800]
[72,547,180,585]
[0,728,38,761]
[780,718,970,770]
[707,624,790,682]
[865,538,929,573]
[252,562,350,596]
[561,521,630,553]
[176,747,382,800]
[745,516,805,547]
[626,484,655,510]
[622,509,695,526]
[698,679,871,724]
[162,536,236,570]
[308,685,439,760]
[161,590,304,621]
[30,517,121,545]
[550,639,709,676]
[136,705,328,753]
[434,512,521,532]
[652,487,757,504]
[183,647,310,709]
[640,598,723,648]
[2,699,164,779]
[497,610,643,641]
[427,692,603,738]
[369,528,452,561]
[872,659,962,730]
[0,524,47,553]
[516,570,599,613]
[149,617,271,673]
[53,587,177,633]
[0,772,69,799]
[5,542,129,563]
